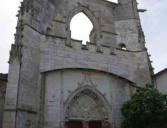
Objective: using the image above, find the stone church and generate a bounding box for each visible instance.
[1,0,154,128]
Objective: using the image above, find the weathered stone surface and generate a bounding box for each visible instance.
[44,69,132,128]
[0,74,7,128]
[2,0,153,128]
[155,69,167,95]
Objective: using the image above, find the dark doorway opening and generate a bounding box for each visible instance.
[67,121,102,128]
[89,121,102,128]
[67,121,83,128]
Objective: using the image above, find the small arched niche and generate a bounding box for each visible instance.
[119,43,127,50]
[70,12,94,45]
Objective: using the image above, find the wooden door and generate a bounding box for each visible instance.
[68,121,83,128]
[89,121,102,128]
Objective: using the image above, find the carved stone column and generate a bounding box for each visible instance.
[66,30,72,47]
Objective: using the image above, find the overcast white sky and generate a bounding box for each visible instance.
[0,0,166,74]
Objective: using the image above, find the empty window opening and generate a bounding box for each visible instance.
[119,43,127,50]
[70,12,94,45]
[105,0,118,3]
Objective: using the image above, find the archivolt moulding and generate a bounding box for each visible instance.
[64,86,112,121]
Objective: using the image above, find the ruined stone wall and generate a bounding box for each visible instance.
[40,33,151,86]
[3,0,153,128]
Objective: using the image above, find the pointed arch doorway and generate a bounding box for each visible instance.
[65,88,111,128]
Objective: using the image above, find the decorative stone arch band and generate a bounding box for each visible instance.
[66,6,101,46]
[63,85,112,128]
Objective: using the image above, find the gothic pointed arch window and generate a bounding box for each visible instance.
[70,12,94,45]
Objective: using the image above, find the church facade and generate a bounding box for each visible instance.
[2,0,153,128]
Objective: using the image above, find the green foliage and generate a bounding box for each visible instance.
[121,84,167,128]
